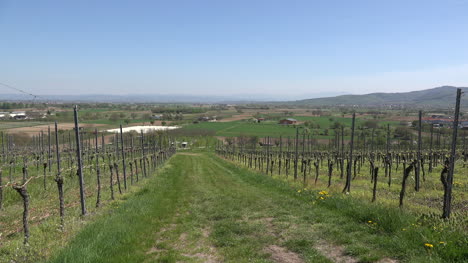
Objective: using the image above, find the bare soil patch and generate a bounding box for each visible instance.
[264,245,305,263]
[7,123,105,136]
[219,114,252,122]
[314,241,358,263]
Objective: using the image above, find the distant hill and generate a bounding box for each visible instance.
[293,86,468,108]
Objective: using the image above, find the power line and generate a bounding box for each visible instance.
[0,82,48,103]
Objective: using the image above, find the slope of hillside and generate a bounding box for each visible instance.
[294,86,468,107]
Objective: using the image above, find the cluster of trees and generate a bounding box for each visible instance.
[0,102,45,110]
[306,109,326,116]
[151,106,207,114]
[235,105,270,110]
[304,120,321,129]
[159,113,183,121]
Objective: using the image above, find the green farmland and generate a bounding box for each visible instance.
[180,116,399,139]
[0,121,46,130]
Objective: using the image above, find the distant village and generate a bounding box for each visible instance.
[422,114,468,129]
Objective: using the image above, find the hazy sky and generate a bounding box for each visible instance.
[1,0,468,98]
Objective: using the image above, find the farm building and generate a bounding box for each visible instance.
[10,111,27,120]
[278,118,297,125]
[422,118,452,128]
[459,121,468,130]
[196,116,217,122]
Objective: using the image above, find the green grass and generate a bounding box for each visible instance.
[0,121,46,129]
[0,152,164,262]
[181,121,331,138]
[180,116,400,138]
[44,152,466,262]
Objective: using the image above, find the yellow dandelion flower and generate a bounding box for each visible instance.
[439,241,445,244]
[368,220,372,223]
[424,243,434,248]
[319,196,324,200]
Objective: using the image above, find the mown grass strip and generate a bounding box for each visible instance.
[48,152,467,262]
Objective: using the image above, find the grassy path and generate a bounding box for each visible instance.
[48,152,461,263]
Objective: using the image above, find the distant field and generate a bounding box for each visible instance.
[182,121,308,138]
[181,116,400,138]
[293,116,400,127]
[0,121,46,130]
[81,118,148,125]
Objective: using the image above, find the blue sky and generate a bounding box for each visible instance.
[1,0,467,98]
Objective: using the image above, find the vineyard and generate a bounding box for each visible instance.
[214,97,468,261]
[3,1,468,261]
[0,95,467,262]
[0,107,176,262]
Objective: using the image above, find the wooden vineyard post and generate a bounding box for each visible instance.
[442,88,462,219]
[429,125,434,172]
[101,133,106,174]
[327,161,333,187]
[278,135,282,175]
[114,163,122,194]
[22,162,27,184]
[341,126,345,179]
[134,159,139,182]
[294,127,299,180]
[109,164,115,200]
[73,105,87,216]
[1,131,4,163]
[343,112,355,193]
[372,167,378,202]
[54,122,65,228]
[301,132,306,181]
[141,130,147,178]
[41,130,46,190]
[114,133,119,172]
[463,131,467,164]
[129,161,134,185]
[0,169,2,210]
[266,137,270,175]
[95,128,102,208]
[120,124,127,190]
[386,124,391,187]
[48,126,52,174]
[415,110,422,191]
